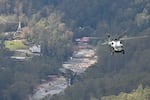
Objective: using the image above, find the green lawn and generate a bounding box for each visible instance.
[5,40,28,50]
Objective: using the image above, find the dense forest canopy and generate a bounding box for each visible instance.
[0,0,149,100]
[0,0,150,34]
[101,85,150,100]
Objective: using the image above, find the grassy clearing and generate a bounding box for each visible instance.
[5,40,28,50]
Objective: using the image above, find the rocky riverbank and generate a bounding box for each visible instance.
[29,43,97,100]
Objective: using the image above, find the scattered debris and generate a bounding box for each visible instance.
[29,42,97,100]
[63,47,97,74]
[29,76,67,100]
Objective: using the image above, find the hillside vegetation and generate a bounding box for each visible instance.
[0,0,150,100]
[101,85,150,100]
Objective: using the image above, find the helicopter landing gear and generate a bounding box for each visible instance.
[122,50,125,54]
[111,51,114,55]
[111,50,125,55]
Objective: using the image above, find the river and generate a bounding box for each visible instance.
[29,43,97,100]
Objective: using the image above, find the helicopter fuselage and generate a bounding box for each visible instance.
[99,33,149,54]
[108,40,125,54]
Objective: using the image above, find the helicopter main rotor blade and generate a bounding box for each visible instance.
[100,33,111,45]
[88,37,102,39]
[117,29,129,39]
[120,35,149,41]
[101,41,109,45]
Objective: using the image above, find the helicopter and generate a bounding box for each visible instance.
[75,32,149,54]
[100,33,149,54]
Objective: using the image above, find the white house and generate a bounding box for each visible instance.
[29,45,41,53]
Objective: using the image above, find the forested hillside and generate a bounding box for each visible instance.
[0,0,150,100]
[0,0,73,100]
[50,0,150,100]
[101,85,150,100]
